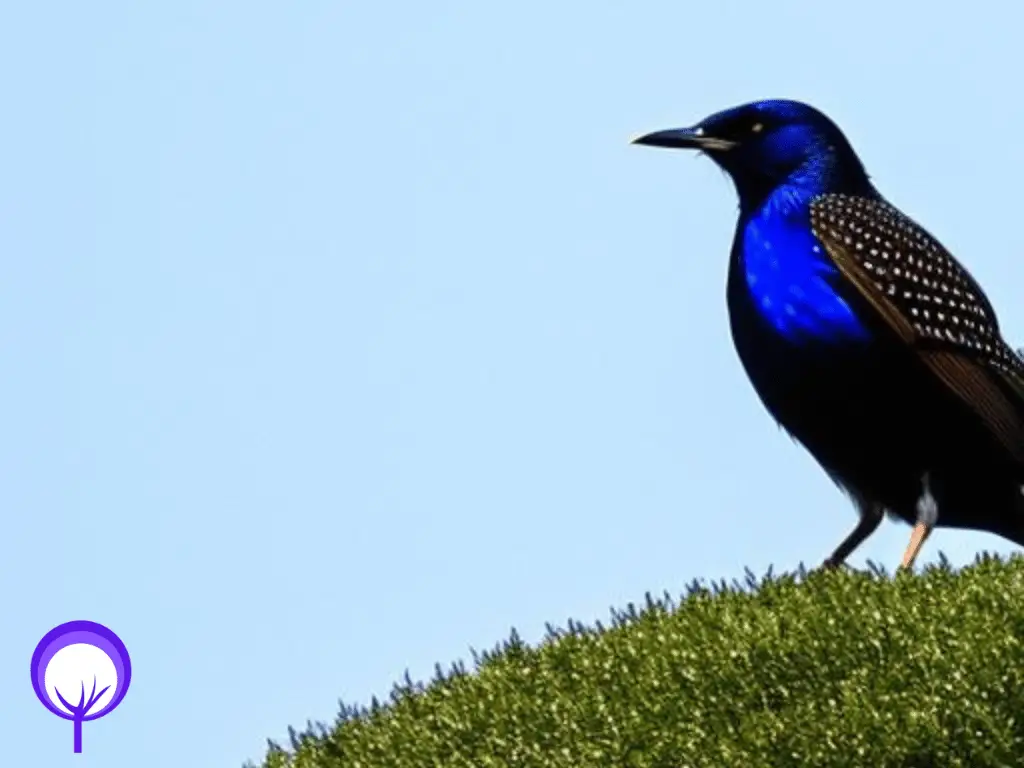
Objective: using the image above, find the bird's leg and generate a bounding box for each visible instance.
[822,499,884,569]
[901,472,938,570]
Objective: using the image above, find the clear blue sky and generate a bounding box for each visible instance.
[4,2,1024,766]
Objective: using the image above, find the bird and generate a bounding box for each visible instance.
[632,99,1024,570]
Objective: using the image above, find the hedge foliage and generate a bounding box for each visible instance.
[253,554,1024,767]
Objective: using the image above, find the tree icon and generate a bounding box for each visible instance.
[30,620,132,754]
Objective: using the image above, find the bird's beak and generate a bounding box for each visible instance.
[631,126,736,152]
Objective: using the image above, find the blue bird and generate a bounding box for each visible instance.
[634,99,1024,569]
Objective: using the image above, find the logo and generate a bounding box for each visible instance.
[30,620,132,754]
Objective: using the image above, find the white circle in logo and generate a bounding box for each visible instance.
[43,643,117,715]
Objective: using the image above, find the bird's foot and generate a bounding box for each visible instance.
[818,557,846,572]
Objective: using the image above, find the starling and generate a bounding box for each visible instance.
[634,99,1024,569]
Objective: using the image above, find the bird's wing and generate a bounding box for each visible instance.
[809,193,1024,465]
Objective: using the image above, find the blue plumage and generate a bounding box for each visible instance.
[634,99,1024,569]
[742,199,869,344]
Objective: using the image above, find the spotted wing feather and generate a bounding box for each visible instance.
[809,193,1024,464]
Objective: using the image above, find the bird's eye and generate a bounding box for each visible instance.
[751,122,764,133]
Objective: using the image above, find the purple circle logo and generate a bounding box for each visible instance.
[30,620,132,754]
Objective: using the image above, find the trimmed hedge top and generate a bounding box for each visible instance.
[255,554,1024,768]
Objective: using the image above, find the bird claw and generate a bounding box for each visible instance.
[818,557,847,572]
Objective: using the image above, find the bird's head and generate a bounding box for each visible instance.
[633,99,871,208]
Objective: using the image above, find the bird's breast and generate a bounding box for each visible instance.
[738,209,871,346]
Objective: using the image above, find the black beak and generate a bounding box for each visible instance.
[631,127,736,152]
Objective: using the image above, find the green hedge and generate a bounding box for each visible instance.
[253,554,1024,767]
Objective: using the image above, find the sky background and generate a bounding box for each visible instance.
[3,2,1024,766]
